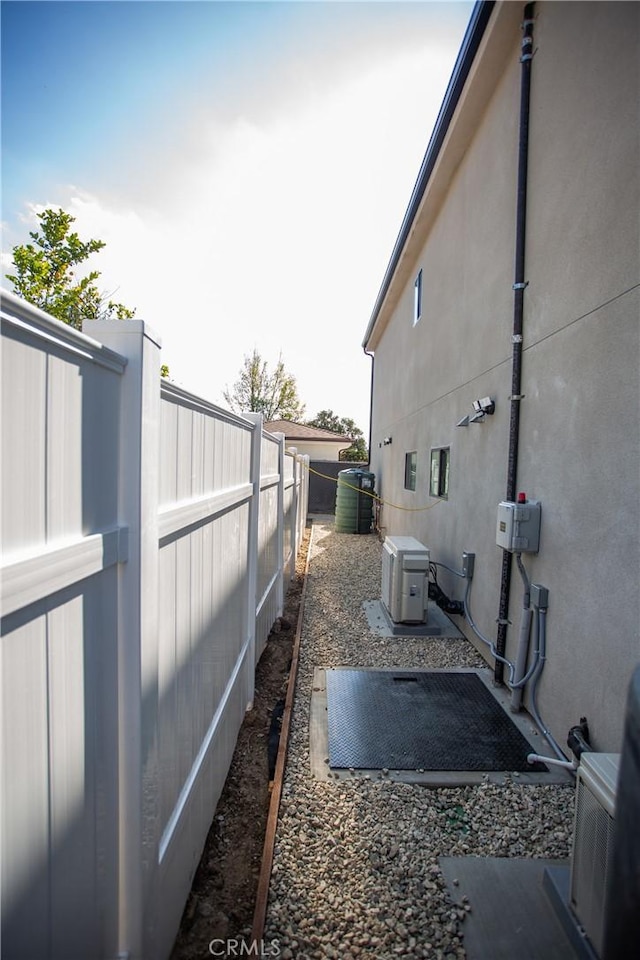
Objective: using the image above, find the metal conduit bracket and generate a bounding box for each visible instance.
[512,281,529,290]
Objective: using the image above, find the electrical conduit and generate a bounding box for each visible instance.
[510,552,532,711]
[495,1,536,684]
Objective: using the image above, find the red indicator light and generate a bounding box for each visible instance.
[517,492,527,503]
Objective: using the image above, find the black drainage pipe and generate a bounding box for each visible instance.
[495,2,535,684]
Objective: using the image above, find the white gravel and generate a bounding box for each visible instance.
[263,520,575,960]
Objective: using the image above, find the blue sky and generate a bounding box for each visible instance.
[2,0,473,433]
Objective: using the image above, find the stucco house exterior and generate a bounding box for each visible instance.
[363,0,639,755]
[264,419,353,461]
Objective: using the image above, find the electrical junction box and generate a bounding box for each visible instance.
[381,536,430,624]
[496,497,541,552]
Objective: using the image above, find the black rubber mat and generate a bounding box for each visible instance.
[326,669,547,772]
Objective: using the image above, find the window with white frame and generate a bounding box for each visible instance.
[413,269,422,326]
[404,451,417,491]
[429,446,450,498]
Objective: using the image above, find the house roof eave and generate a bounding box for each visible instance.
[264,419,353,444]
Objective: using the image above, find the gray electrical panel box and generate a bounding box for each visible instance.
[496,498,541,553]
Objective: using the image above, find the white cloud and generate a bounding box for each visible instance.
[6,37,459,435]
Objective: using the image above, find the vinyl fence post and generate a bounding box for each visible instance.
[300,454,309,545]
[244,413,263,710]
[289,446,298,582]
[274,436,285,606]
[84,318,161,960]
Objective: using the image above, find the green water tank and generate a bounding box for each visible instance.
[335,468,375,534]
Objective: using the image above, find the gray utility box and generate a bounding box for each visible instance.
[496,499,541,553]
[381,536,430,624]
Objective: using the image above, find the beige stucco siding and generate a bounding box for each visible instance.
[526,1,639,336]
[516,291,639,747]
[368,1,639,752]
[513,1,640,749]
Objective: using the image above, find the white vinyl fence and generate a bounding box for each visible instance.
[0,291,309,960]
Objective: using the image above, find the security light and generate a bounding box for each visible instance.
[459,398,495,427]
[473,397,495,415]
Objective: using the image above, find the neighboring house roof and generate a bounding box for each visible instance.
[362,0,495,350]
[264,420,352,445]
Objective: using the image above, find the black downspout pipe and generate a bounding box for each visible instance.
[495,3,535,684]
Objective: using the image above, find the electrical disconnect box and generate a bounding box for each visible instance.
[381,536,430,624]
[496,495,541,553]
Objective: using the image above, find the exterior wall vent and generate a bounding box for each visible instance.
[570,752,620,957]
[381,536,430,624]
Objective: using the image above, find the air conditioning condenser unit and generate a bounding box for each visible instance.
[569,751,620,957]
[381,535,430,624]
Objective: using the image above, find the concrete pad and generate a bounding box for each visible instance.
[363,598,465,638]
[440,856,582,960]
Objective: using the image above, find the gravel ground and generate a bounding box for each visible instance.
[263,519,575,960]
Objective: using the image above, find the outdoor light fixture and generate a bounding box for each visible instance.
[473,397,495,416]
[457,397,495,427]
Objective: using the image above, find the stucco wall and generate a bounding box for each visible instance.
[368,1,639,752]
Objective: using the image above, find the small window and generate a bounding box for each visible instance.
[404,451,417,491]
[429,447,450,499]
[413,269,422,326]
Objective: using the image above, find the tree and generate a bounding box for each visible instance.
[6,208,135,330]
[307,409,368,462]
[223,349,306,421]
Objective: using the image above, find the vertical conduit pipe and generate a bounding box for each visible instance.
[495,2,535,684]
[364,346,374,465]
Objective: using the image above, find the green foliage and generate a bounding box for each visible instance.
[307,409,368,462]
[444,804,470,834]
[160,364,170,379]
[7,208,135,330]
[223,349,306,421]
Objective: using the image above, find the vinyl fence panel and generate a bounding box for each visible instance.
[1,290,309,960]
[282,448,310,584]
[254,428,284,662]
[1,295,125,960]
[154,384,256,956]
